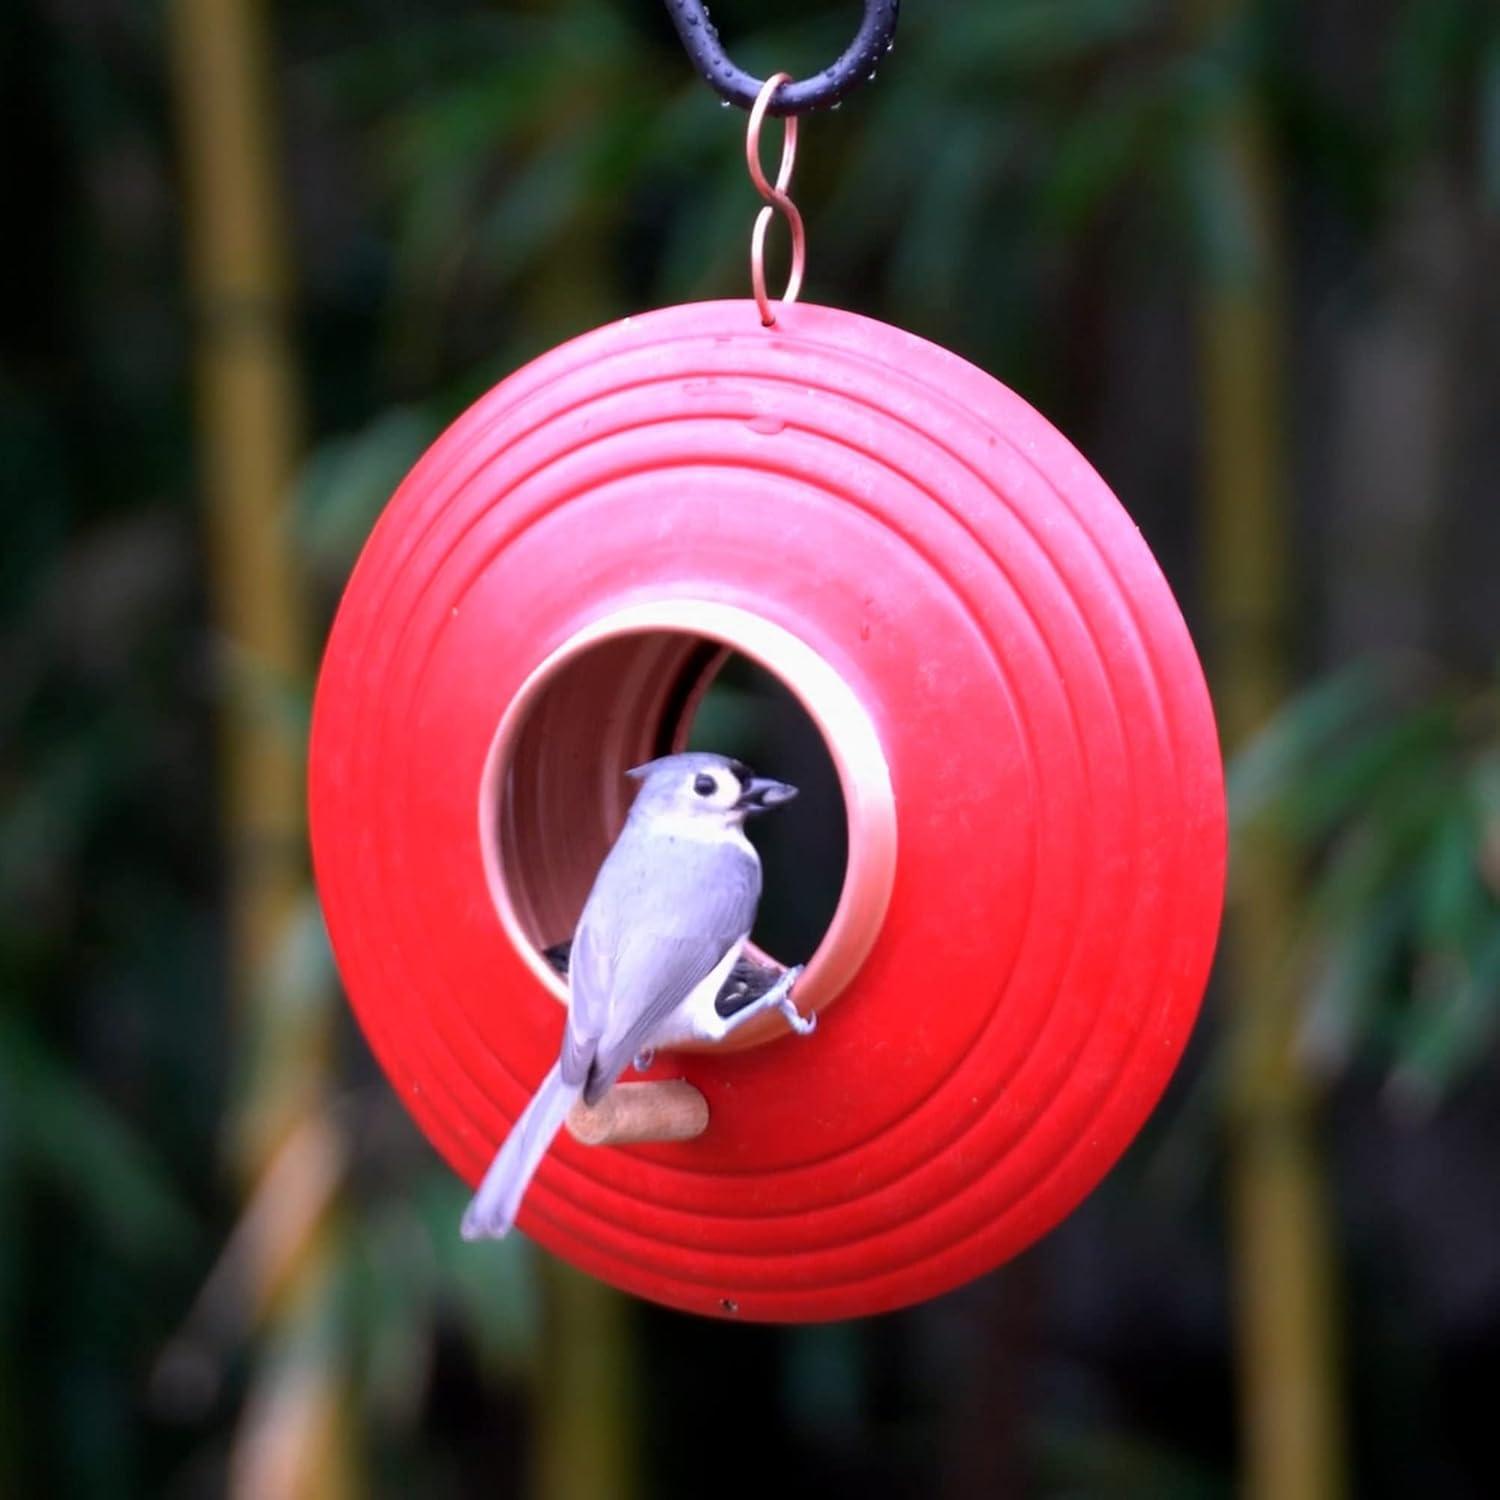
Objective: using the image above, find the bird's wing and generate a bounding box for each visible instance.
[560,918,610,1088]
[580,837,761,1102]
[584,933,742,1103]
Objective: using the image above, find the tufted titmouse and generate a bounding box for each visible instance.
[461,752,813,1239]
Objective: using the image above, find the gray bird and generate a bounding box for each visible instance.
[461,751,812,1240]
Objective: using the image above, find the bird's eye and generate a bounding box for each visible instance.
[693,773,717,798]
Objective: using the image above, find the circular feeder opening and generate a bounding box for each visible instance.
[480,602,896,1048]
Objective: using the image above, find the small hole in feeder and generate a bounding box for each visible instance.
[481,603,896,1047]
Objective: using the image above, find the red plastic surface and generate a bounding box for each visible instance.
[309,300,1225,1322]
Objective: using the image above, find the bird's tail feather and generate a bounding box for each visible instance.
[460,1062,580,1239]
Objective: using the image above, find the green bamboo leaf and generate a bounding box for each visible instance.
[1413,796,1488,954]
[1227,662,1399,827]
[1470,744,1500,821]
[1036,79,1170,233]
[653,163,752,304]
[1301,742,1463,946]
[1386,919,1500,1113]
[820,80,956,259]
[345,1196,441,1427]
[885,113,1005,318]
[926,0,1160,78]
[1276,703,1454,842]
[0,1013,197,1261]
[1299,884,1412,1074]
[415,1173,539,1377]
[474,131,599,284]
[295,408,439,577]
[0,735,114,907]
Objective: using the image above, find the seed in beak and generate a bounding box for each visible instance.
[739,777,798,812]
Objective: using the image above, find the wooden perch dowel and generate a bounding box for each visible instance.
[566,1080,709,1146]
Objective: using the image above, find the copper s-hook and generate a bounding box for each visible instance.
[745,74,805,328]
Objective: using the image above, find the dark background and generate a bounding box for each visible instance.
[3,0,1499,1495]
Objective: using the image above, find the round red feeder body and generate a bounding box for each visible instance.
[309,299,1225,1322]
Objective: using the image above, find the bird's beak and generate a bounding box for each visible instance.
[736,777,798,814]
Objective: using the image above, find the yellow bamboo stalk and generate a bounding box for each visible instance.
[1193,33,1349,1500]
[166,0,323,1169]
[168,0,306,984]
[166,1,354,1493]
[533,1260,638,1500]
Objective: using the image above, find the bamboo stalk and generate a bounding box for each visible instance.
[533,1260,639,1500]
[167,0,317,1173]
[165,1,354,1493]
[1192,30,1349,1500]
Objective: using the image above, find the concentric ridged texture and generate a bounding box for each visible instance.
[309,300,1225,1321]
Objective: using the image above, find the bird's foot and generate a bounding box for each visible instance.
[768,965,815,1035]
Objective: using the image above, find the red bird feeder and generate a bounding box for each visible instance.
[309,298,1225,1321]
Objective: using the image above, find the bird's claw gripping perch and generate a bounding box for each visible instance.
[768,964,815,1035]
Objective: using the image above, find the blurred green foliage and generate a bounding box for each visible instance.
[1231,660,1500,1109]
